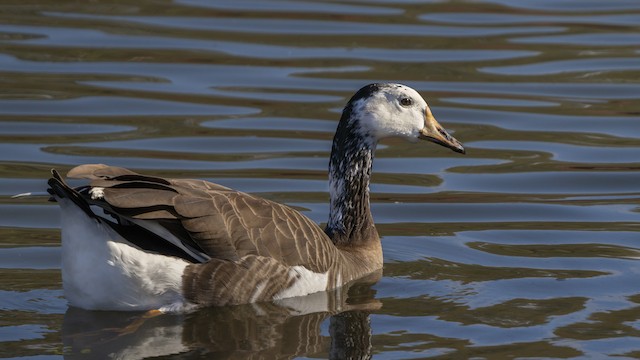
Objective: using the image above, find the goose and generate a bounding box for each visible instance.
[47,83,464,312]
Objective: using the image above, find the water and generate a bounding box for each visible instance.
[1,0,640,358]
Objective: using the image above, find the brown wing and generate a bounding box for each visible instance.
[67,164,338,273]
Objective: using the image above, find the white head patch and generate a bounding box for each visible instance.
[354,84,428,142]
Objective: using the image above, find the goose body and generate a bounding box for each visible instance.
[48,83,464,311]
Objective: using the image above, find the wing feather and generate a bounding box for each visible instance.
[66,164,337,272]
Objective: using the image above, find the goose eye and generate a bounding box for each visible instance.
[399,97,413,107]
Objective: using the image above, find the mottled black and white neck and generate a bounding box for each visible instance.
[325,83,465,247]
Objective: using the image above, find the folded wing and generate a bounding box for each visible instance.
[67,164,337,274]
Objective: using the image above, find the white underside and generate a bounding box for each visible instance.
[57,197,192,312]
[272,265,329,301]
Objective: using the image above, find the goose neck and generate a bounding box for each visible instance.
[326,118,379,247]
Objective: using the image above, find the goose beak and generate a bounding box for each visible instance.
[418,110,465,154]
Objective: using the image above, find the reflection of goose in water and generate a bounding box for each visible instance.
[48,83,464,311]
[63,275,380,359]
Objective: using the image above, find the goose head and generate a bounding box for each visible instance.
[346,83,465,154]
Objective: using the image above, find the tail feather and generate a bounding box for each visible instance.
[47,169,95,219]
[48,168,204,264]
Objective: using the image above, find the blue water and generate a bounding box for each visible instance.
[1,0,640,358]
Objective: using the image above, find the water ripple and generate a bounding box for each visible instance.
[420,13,640,26]
[2,0,640,358]
[475,0,640,12]
[512,33,640,46]
[0,24,542,62]
[481,57,640,76]
[44,12,563,37]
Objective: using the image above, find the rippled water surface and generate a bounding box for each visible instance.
[2,0,640,358]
